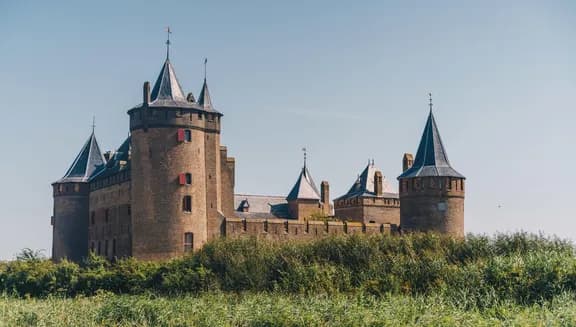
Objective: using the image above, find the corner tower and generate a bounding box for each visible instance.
[52,131,105,261]
[397,98,465,237]
[128,48,234,260]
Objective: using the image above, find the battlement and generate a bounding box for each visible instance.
[128,107,221,133]
[225,217,398,240]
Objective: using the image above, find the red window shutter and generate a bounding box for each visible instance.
[177,129,185,142]
[179,173,186,185]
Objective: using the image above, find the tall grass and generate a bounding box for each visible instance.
[1,232,575,307]
[2,292,576,326]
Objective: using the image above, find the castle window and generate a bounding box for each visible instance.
[183,196,192,212]
[198,112,203,120]
[179,173,193,185]
[185,130,192,142]
[91,212,95,225]
[91,242,95,253]
[105,209,110,223]
[127,205,131,216]
[184,232,193,252]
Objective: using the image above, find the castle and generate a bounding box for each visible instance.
[51,46,465,262]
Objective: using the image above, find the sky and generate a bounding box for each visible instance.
[0,0,575,260]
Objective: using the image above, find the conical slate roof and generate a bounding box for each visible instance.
[286,165,321,201]
[398,111,464,179]
[336,162,396,200]
[150,59,186,104]
[57,132,105,183]
[197,78,212,109]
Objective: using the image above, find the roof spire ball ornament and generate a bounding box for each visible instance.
[397,93,466,237]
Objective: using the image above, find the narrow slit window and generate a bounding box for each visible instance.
[183,196,192,212]
[184,232,193,252]
[184,130,192,142]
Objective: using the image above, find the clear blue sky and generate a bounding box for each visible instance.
[0,1,575,260]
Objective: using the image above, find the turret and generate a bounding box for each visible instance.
[127,46,234,260]
[52,131,105,261]
[397,98,465,237]
[286,160,325,220]
[402,153,414,172]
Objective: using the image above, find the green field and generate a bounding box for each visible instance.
[2,233,576,326]
[3,292,576,326]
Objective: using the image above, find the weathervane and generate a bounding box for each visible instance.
[203,58,208,80]
[91,116,96,133]
[165,26,172,59]
[428,92,433,112]
[302,147,307,168]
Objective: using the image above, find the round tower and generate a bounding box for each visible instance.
[52,132,105,261]
[128,55,225,260]
[397,101,465,237]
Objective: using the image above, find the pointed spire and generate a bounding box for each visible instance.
[286,163,321,201]
[57,131,106,183]
[150,58,186,103]
[197,78,213,109]
[398,100,464,179]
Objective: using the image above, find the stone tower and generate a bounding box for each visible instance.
[52,132,105,261]
[397,106,465,237]
[128,51,234,260]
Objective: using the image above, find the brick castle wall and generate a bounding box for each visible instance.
[52,183,90,262]
[225,218,397,240]
[399,176,465,237]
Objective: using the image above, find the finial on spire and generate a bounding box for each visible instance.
[302,147,307,168]
[428,92,433,112]
[165,26,172,59]
[91,116,96,133]
[203,58,208,80]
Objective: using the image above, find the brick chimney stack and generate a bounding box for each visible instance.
[374,171,383,196]
[402,153,414,172]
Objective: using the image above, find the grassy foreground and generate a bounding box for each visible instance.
[2,292,576,326]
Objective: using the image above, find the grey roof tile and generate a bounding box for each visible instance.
[286,166,321,201]
[398,111,464,179]
[150,59,186,103]
[56,132,105,183]
[234,194,291,219]
[335,162,397,200]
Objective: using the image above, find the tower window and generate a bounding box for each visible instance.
[127,205,131,216]
[183,196,192,212]
[185,130,192,142]
[91,242,95,253]
[198,113,203,120]
[184,232,193,252]
[91,212,95,225]
[105,209,110,223]
[179,173,193,185]
[185,173,192,184]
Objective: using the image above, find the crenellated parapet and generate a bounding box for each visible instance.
[225,218,398,240]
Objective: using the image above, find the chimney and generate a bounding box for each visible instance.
[374,171,383,196]
[103,151,113,162]
[403,153,414,172]
[143,81,151,105]
[187,92,196,103]
[321,181,330,205]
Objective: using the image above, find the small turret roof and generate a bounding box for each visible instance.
[197,79,212,109]
[398,111,464,179]
[150,59,186,105]
[56,132,105,183]
[335,162,397,200]
[90,136,131,181]
[286,165,321,201]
